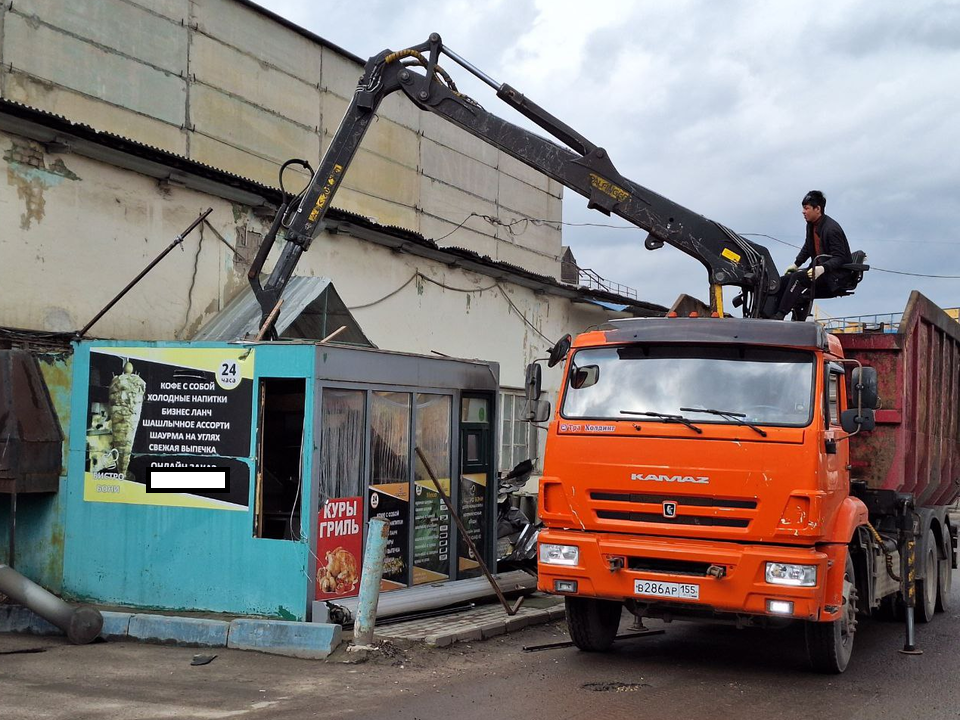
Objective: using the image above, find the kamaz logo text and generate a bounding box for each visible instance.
[631,473,709,484]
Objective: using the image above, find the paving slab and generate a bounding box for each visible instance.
[376,594,564,647]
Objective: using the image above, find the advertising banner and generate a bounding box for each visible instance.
[458,472,487,577]
[315,497,363,601]
[84,347,254,511]
[413,478,451,585]
[369,483,409,590]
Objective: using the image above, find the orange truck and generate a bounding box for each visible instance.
[217,35,951,672]
[533,292,959,673]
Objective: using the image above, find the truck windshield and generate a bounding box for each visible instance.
[562,345,815,427]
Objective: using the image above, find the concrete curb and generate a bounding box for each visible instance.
[100,611,132,640]
[0,605,342,659]
[228,618,342,660]
[2,598,557,656]
[0,604,62,635]
[128,614,230,647]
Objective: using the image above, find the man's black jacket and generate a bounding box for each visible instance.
[794,214,852,273]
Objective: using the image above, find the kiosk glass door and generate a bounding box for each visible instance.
[458,395,494,579]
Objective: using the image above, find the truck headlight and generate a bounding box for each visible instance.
[765,562,817,587]
[539,543,579,566]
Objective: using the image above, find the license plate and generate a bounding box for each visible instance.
[634,579,700,600]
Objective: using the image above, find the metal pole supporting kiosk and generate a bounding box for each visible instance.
[351,517,390,648]
[76,208,213,338]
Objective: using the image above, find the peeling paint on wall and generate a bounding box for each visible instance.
[4,139,81,229]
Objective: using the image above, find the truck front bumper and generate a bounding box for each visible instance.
[537,529,832,621]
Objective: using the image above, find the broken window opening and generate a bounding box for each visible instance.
[255,378,306,541]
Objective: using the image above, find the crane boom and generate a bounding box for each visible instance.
[249,33,781,336]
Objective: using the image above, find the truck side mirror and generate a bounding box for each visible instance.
[524,363,542,401]
[841,408,875,433]
[548,334,572,368]
[570,364,600,390]
[851,367,878,409]
[521,398,552,423]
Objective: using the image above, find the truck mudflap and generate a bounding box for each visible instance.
[538,530,835,621]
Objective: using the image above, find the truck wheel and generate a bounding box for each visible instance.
[917,527,938,623]
[565,597,622,652]
[937,529,953,613]
[806,553,858,674]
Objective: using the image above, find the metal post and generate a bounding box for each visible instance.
[352,517,389,647]
[76,208,212,338]
[709,284,724,318]
[0,564,103,644]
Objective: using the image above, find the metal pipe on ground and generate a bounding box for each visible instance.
[319,570,536,624]
[352,517,389,647]
[0,565,103,644]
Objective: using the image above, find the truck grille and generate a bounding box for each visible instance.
[590,491,755,529]
[591,492,756,509]
[596,510,750,528]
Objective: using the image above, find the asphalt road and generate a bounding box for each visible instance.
[2,583,959,720]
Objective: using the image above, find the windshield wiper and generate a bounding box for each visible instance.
[679,407,768,437]
[620,410,702,434]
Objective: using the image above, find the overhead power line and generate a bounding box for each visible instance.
[739,233,960,279]
[346,271,554,346]
[430,215,960,279]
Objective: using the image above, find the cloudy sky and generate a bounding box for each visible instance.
[256,0,959,319]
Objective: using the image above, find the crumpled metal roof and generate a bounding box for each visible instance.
[192,276,374,345]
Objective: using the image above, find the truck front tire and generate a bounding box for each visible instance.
[565,597,622,652]
[806,553,857,673]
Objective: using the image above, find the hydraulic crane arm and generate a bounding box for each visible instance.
[249,34,781,336]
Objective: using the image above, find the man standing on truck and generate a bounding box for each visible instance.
[772,190,854,320]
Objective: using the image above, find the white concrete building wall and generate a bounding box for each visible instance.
[0,0,564,277]
[0,128,610,394]
[0,132,241,340]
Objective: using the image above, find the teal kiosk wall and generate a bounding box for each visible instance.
[61,340,498,620]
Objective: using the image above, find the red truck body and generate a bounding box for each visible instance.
[840,292,960,507]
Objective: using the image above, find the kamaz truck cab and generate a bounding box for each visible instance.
[534,316,885,672]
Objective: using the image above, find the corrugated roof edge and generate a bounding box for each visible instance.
[0,98,666,315]
[235,0,365,66]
